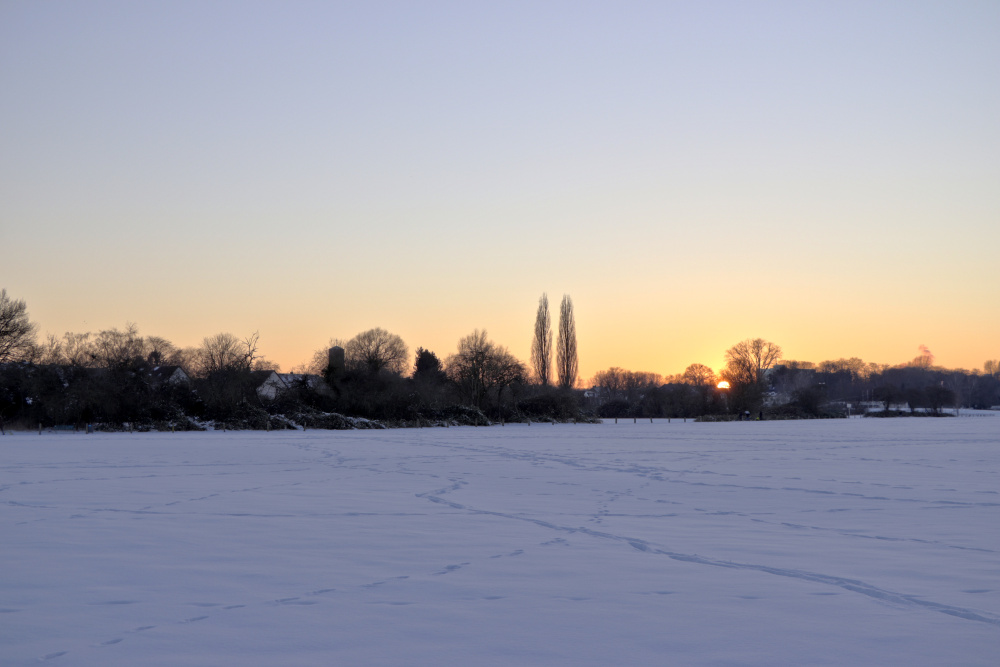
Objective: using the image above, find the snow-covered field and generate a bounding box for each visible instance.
[2,419,998,666]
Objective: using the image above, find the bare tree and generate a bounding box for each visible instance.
[446,330,494,409]
[623,371,662,403]
[593,367,628,401]
[345,328,408,375]
[143,336,180,367]
[592,367,660,404]
[680,363,718,414]
[92,323,144,370]
[194,331,263,376]
[721,338,782,388]
[243,331,261,369]
[926,386,956,414]
[446,330,526,410]
[174,347,202,373]
[531,293,552,386]
[191,332,263,419]
[556,294,578,389]
[0,289,37,363]
[199,333,248,375]
[490,346,527,414]
[34,333,65,365]
[779,360,816,370]
[910,345,935,368]
[60,332,96,367]
[681,363,716,387]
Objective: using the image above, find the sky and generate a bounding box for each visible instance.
[2,1,998,381]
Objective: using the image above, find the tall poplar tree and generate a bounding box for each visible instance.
[556,294,578,389]
[531,293,552,386]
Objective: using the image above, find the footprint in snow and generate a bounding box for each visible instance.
[433,562,469,575]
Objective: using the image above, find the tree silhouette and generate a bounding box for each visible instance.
[345,328,408,375]
[531,293,552,386]
[0,289,37,363]
[721,338,782,388]
[556,295,578,389]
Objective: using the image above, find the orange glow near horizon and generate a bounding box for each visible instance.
[2,3,999,392]
[717,381,730,389]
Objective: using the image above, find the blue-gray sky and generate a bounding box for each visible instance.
[2,1,998,377]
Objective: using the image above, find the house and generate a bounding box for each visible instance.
[249,370,288,401]
[145,365,191,387]
[278,373,318,389]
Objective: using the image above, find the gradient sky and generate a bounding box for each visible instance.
[2,1,998,381]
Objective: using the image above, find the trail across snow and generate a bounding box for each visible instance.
[2,418,998,665]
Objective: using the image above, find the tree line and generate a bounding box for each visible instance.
[0,289,583,430]
[1,287,997,430]
[588,339,1000,420]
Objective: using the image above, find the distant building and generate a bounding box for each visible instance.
[327,346,345,379]
[249,370,287,401]
[145,365,191,387]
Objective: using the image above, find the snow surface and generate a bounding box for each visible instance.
[2,419,998,666]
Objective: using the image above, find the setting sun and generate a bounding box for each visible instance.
[717,381,730,389]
